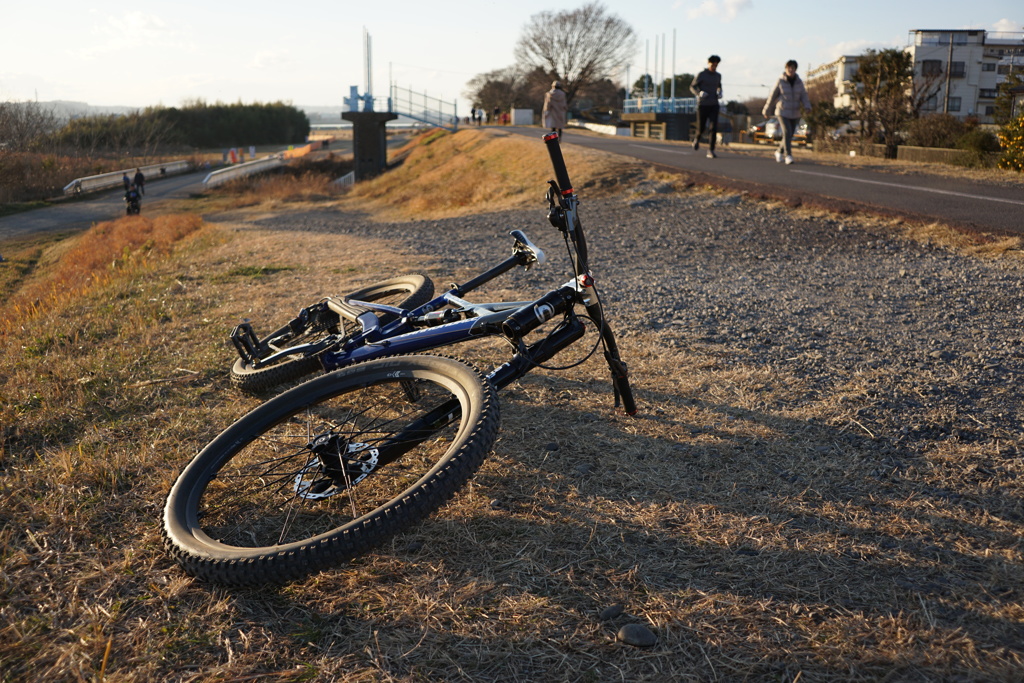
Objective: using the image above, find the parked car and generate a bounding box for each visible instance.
[749,117,809,145]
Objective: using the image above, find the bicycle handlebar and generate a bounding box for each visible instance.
[543,133,574,196]
[541,133,637,416]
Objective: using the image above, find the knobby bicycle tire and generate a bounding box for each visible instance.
[164,355,499,586]
[230,274,434,393]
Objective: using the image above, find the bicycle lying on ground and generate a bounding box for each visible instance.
[162,133,637,585]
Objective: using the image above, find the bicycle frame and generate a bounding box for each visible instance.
[237,134,636,415]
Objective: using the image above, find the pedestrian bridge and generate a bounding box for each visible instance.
[347,84,459,131]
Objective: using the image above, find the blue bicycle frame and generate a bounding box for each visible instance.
[249,133,637,414]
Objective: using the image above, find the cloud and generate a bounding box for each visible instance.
[825,39,891,61]
[687,0,754,22]
[991,18,1022,33]
[250,49,291,70]
[71,11,191,59]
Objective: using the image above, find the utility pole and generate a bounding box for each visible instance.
[943,31,953,114]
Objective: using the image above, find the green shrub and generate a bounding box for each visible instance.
[998,114,1024,172]
[956,128,1000,154]
[904,114,969,148]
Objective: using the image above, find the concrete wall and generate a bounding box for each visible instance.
[511,109,534,125]
[567,121,630,136]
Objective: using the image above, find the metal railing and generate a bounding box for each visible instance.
[623,97,697,114]
[202,155,285,188]
[389,85,458,131]
[63,160,192,196]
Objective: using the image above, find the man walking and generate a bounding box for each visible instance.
[690,55,723,159]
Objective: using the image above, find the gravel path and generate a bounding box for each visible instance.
[245,182,1024,464]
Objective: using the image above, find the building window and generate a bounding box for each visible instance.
[982,63,996,72]
[921,60,943,77]
[998,65,1011,75]
[949,62,966,78]
[948,97,961,112]
[985,106,995,116]
[921,94,939,112]
[979,89,999,99]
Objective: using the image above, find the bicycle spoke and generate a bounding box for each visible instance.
[194,376,465,548]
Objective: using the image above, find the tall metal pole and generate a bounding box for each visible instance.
[654,39,659,99]
[644,40,649,98]
[364,28,373,98]
[661,33,666,101]
[671,29,677,101]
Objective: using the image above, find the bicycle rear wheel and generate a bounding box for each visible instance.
[231,274,433,393]
[164,355,498,586]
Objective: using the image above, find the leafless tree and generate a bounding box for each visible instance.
[513,1,637,106]
[847,48,944,157]
[465,66,549,115]
[0,100,62,153]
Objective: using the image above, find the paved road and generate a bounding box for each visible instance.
[0,137,358,242]
[507,127,1024,235]
[0,169,217,242]
[5,131,1021,242]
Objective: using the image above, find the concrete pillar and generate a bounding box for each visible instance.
[342,111,399,180]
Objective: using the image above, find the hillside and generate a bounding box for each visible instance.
[1,128,1022,681]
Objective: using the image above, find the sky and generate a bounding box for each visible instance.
[1,0,1021,115]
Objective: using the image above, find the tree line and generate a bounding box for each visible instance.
[49,101,311,154]
[0,100,311,203]
[0,100,310,158]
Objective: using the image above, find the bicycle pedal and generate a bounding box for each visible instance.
[230,321,264,363]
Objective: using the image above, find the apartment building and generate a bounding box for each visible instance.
[814,29,1024,126]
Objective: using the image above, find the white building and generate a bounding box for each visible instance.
[826,29,1024,125]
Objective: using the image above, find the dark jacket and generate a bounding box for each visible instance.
[691,69,723,107]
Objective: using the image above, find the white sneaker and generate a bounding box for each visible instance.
[785,155,794,165]
[774,150,783,163]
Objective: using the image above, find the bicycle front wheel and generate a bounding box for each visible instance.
[230,274,434,393]
[164,355,498,586]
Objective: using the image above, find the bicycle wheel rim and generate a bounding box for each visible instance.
[165,356,497,579]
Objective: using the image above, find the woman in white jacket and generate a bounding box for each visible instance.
[763,60,811,165]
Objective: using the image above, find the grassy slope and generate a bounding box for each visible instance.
[1,128,1022,681]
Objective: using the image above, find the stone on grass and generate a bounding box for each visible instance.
[617,623,657,648]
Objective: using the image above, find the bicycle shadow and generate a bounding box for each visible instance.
[191,367,1022,680]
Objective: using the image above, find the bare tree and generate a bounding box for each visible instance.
[514,2,637,106]
[464,66,549,115]
[0,100,61,153]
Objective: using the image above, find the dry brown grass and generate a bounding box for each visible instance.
[1,213,204,333]
[1,128,1022,681]
[344,128,645,221]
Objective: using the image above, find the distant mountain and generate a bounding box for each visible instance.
[9,100,354,125]
[4,100,136,121]
[300,106,344,124]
